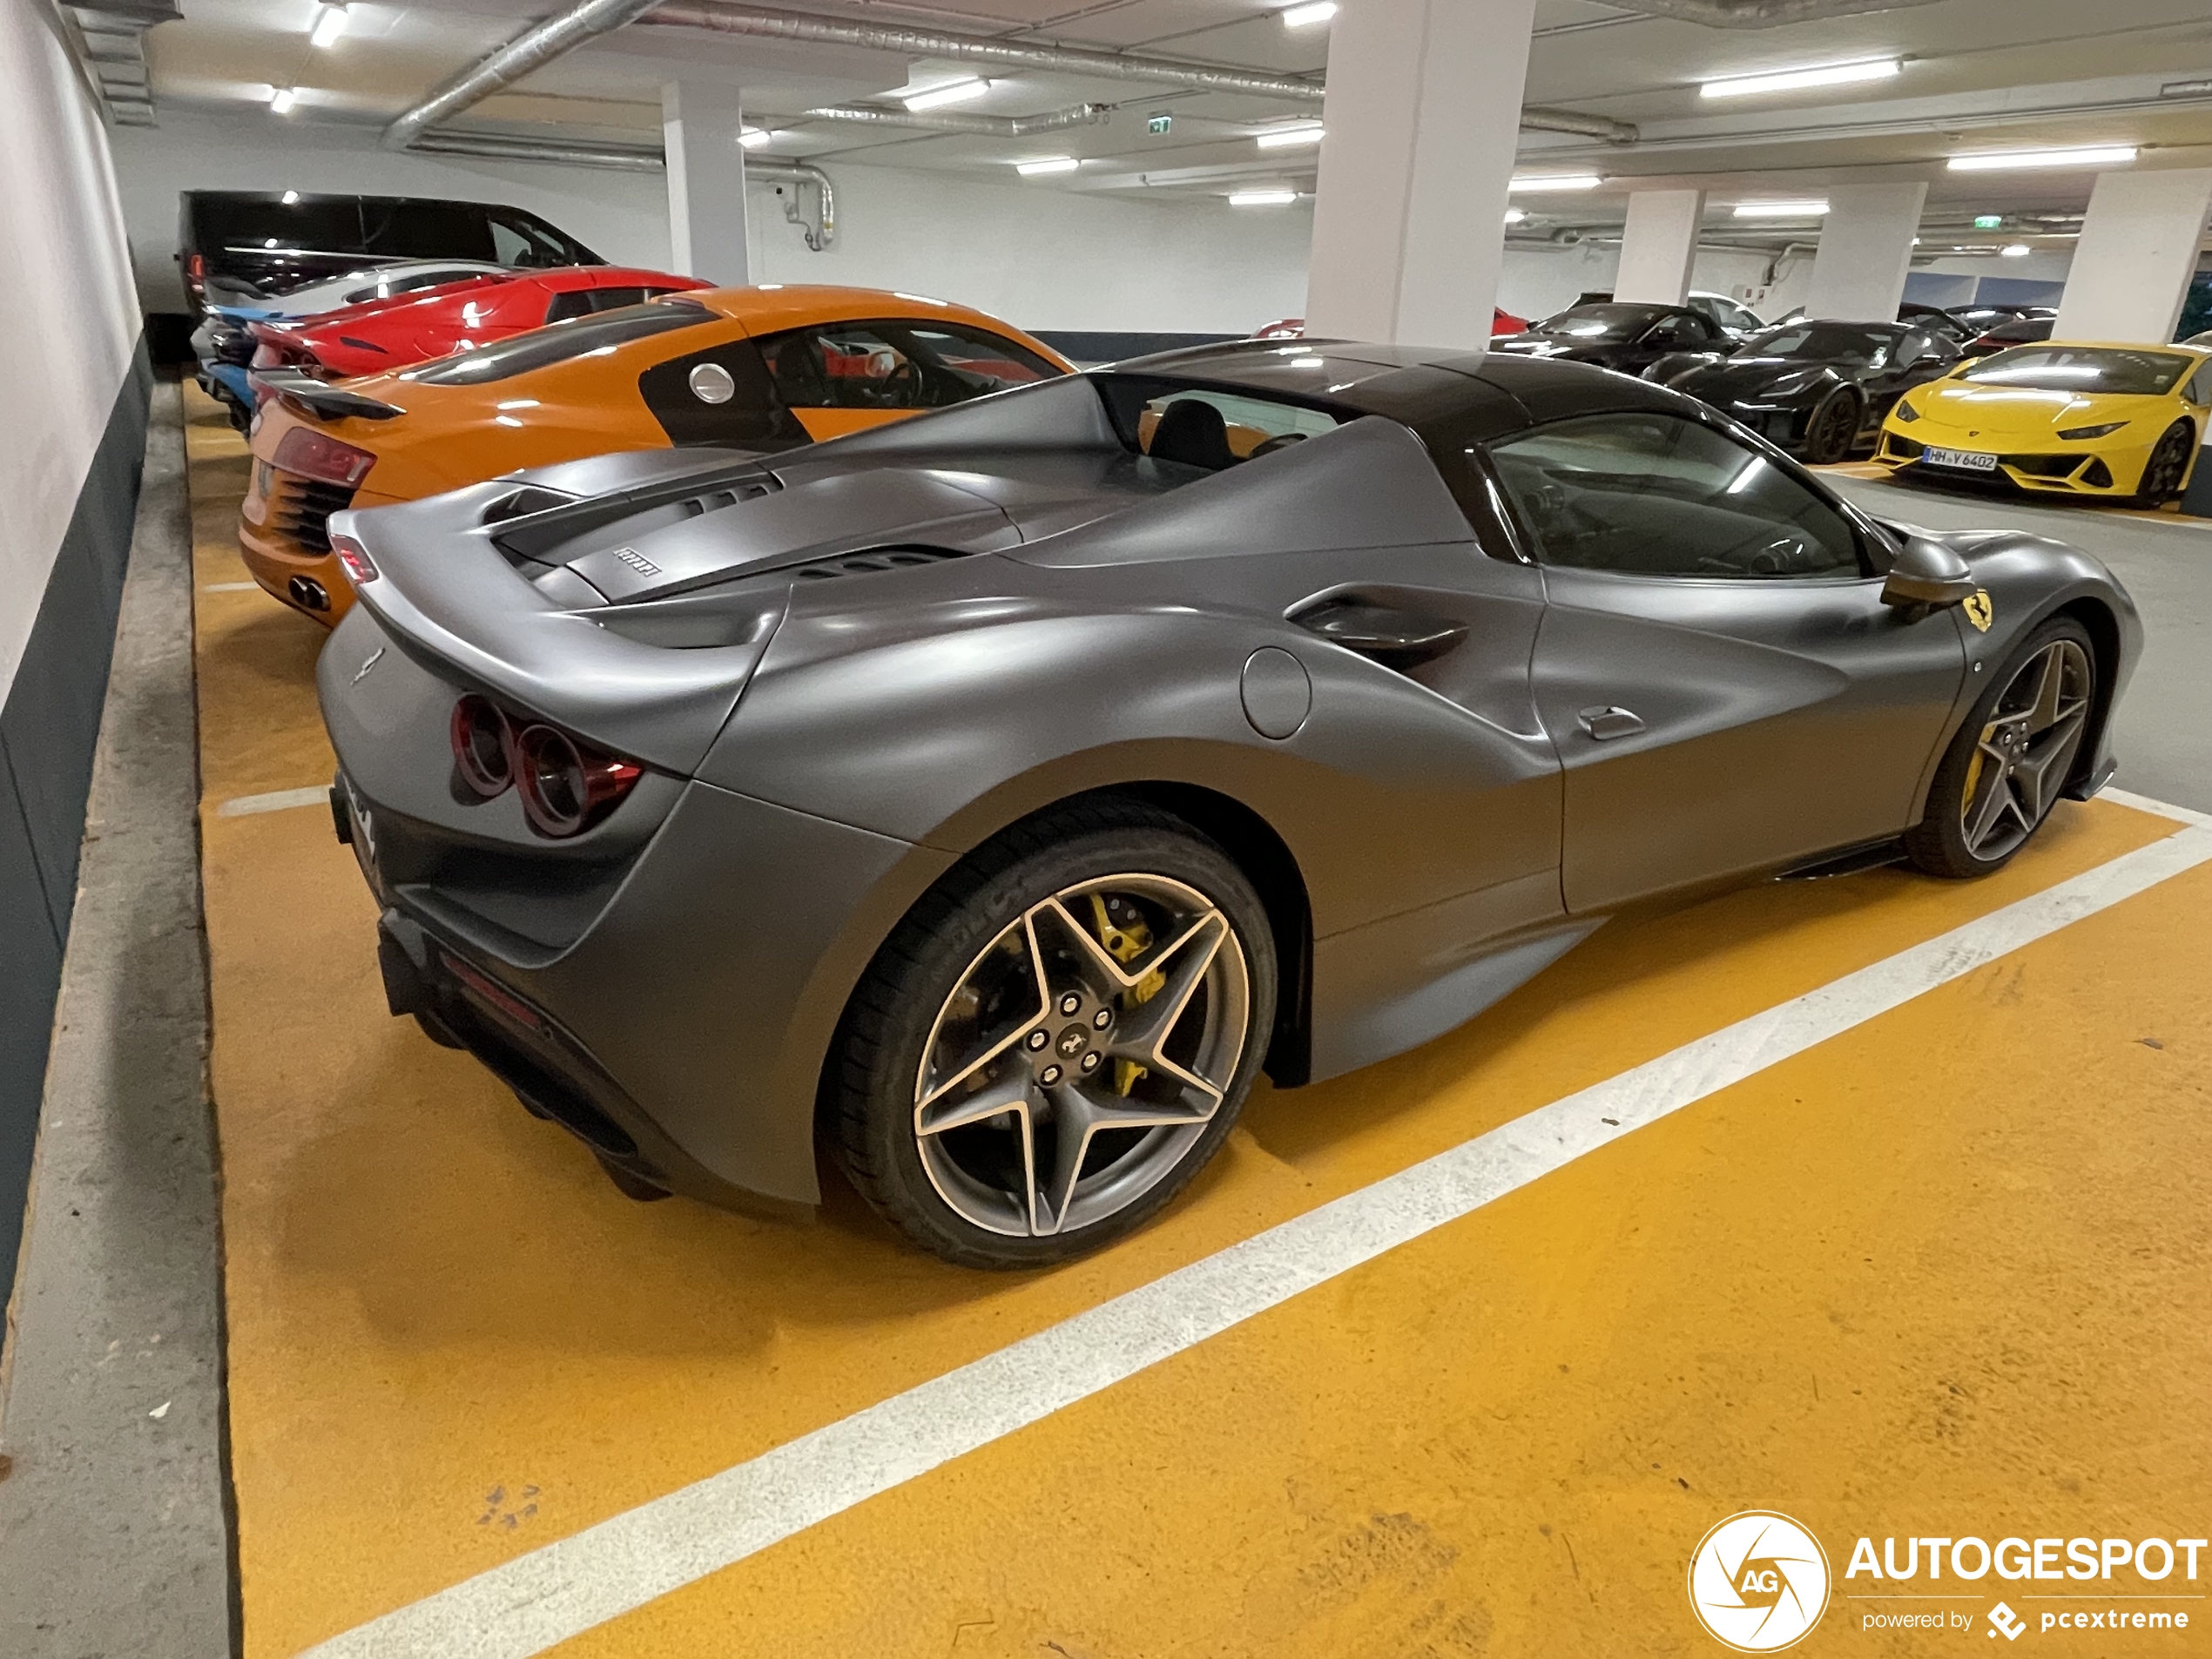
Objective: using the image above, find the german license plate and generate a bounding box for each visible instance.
[1924,447,1998,472]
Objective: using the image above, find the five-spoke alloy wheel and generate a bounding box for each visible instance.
[1905,617,2097,878]
[831,802,1275,1268]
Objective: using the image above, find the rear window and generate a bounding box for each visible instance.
[1960,347,2192,397]
[1094,374,1349,473]
[1533,304,1667,341]
[402,300,714,386]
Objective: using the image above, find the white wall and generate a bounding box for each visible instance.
[111,112,1312,336]
[1497,242,1780,323]
[0,6,141,708]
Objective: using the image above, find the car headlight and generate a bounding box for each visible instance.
[1893,401,1921,423]
[2058,421,2128,441]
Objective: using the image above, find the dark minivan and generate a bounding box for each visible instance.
[178,191,603,313]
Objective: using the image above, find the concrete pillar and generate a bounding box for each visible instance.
[1614,189,1704,306]
[2054,168,2212,344]
[1800,182,1927,324]
[662,80,750,287]
[1305,0,1540,347]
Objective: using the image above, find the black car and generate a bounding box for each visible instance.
[1960,315,2055,360]
[1487,302,1732,375]
[178,191,602,314]
[1649,320,1961,463]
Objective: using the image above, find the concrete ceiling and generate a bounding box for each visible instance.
[139,0,2212,249]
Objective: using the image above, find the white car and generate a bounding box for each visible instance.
[1686,290,1769,337]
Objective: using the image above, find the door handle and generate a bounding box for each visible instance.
[1578,705,1645,741]
[1289,597,1468,669]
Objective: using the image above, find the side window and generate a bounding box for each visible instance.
[484,210,590,269]
[1643,314,1707,347]
[753,318,1062,412]
[637,337,811,448]
[489,219,539,267]
[2188,361,2212,408]
[1488,412,1865,580]
[543,286,646,324]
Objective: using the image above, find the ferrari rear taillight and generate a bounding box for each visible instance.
[273,425,376,488]
[450,695,511,796]
[447,697,643,838]
[330,534,379,587]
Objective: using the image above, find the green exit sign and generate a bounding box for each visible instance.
[1973,214,2003,229]
[1148,113,1173,135]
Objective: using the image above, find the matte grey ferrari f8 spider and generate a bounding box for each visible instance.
[319,341,2140,1267]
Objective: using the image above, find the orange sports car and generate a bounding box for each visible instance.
[239,285,1073,623]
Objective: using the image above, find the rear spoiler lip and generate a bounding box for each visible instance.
[327,489,784,776]
[252,367,403,422]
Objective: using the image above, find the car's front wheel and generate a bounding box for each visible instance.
[828,800,1276,1268]
[2133,420,2196,508]
[1903,617,2096,879]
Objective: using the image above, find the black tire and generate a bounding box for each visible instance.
[1801,389,1862,466]
[827,799,1277,1269]
[2131,420,2195,508]
[1904,617,2097,880]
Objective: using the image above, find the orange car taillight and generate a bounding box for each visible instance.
[448,696,643,838]
[273,425,376,488]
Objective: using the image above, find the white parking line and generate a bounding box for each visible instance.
[293,808,2212,1659]
[202,581,260,593]
[216,785,330,818]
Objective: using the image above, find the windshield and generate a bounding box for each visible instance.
[1960,347,2191,397]
[1531,304,1666,341]
[1737,324,1895,367]
[403,299,714,386]
[1092,374,1349,473]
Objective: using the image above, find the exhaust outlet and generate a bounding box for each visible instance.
[287,575,330,611]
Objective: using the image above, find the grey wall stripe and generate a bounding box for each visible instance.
[0,337,152,1306]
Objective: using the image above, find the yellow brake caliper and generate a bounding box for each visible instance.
[1090,893,1163,1096]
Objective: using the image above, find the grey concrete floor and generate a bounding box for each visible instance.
[1830,473,2212,815]
[0,382,232,1658]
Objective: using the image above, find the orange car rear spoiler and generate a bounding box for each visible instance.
[253,368,403,423]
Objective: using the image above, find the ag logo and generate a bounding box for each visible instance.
[1688,1511,1831,1652]
[1963,590,1994,632]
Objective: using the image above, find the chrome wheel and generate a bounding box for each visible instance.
[1959,637,2091,861]
[913,873,1251,1238]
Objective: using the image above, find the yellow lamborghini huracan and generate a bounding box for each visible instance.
[1876,341,2212,506]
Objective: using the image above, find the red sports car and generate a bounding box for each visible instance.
[246,266,711,384]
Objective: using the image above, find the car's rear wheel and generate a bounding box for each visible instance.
[828,800,1276,1268]
[2132,420,2195,508]
[1802,389,1862,465]
[1903,617,2096,879]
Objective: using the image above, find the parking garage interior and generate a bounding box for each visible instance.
[4,2,2212,1656]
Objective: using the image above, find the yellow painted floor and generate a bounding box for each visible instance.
[186,387,2212,1656]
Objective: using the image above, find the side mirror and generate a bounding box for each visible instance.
[1881,536,1979,608]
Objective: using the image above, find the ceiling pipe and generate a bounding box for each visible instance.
[1521,105,1638,144]
[794,100,1111,138]
[1608,0,1946,26]
[645,2,1326,102]
[382,0,665,152]
[401,130,837,249]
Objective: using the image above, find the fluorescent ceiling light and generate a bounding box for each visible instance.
[1508,174,1602,192]
[1015,156,1080,175]
[1255,123,1324,149]
[1280,2,1337,26]
[2161,78,2212,98]
[309,3,348,49]
[1504,207,1527,224]
[904,78,988,111]
[268,86,298,114]
[1230,189,1298,206]
[1699,57,1898,99]
[281,189,300,205]
[1733,199,1829,218]
[738,127,772,148]
[2001,243,2032,257]
[1948,145,2137,172]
